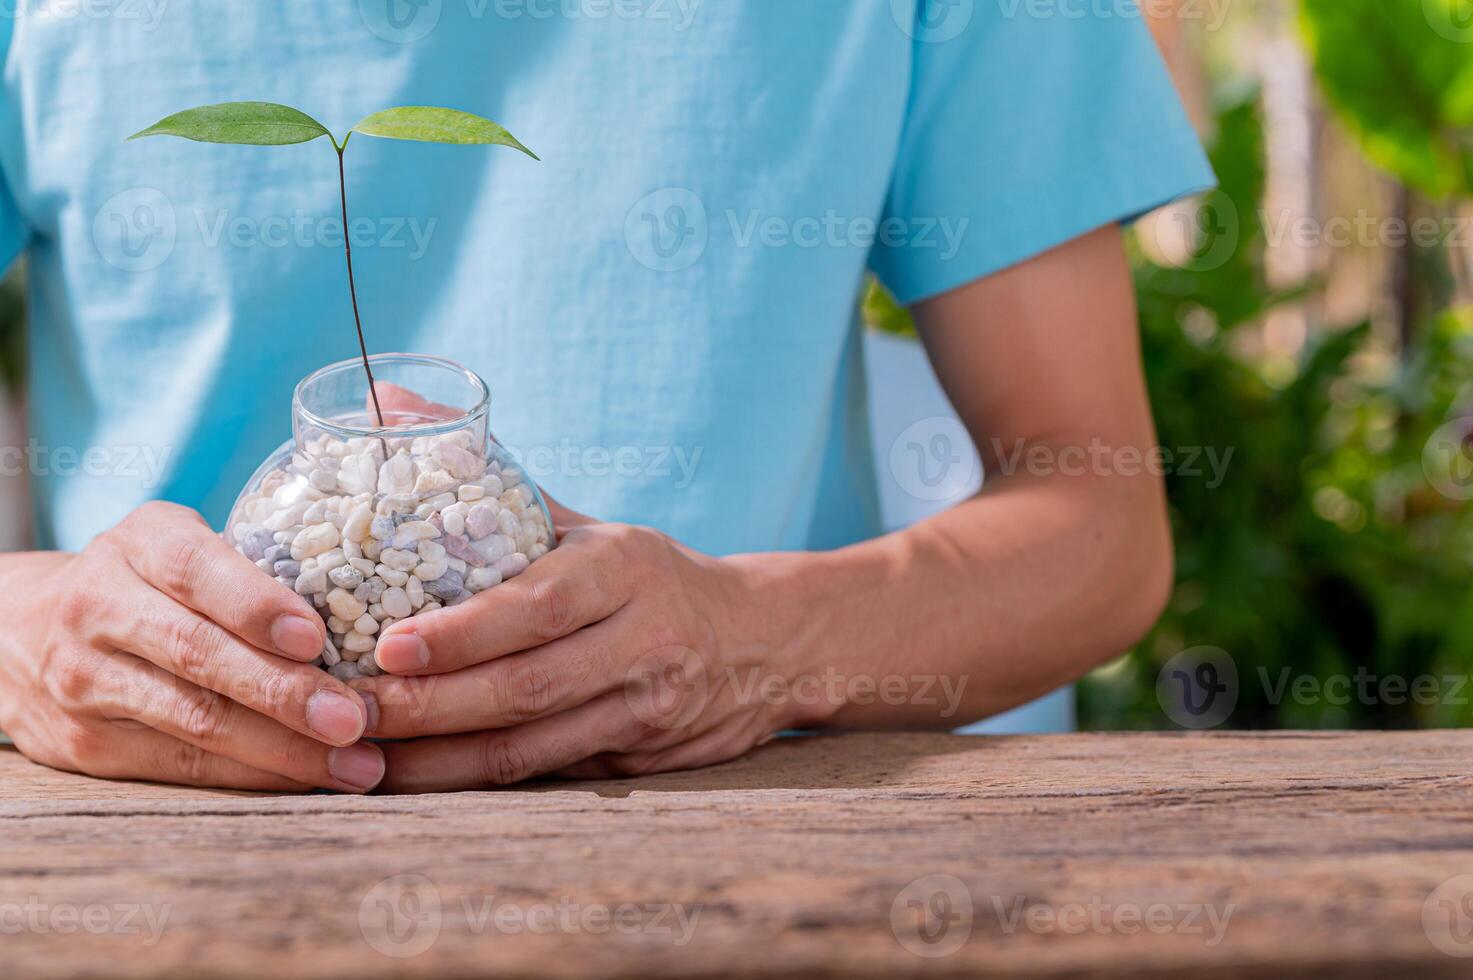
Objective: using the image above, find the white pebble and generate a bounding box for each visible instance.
[378,453,416,495]
[413,559,449,581]
[433,441,483,479]
[337,453,379,495]
[376,565,410,587]
[443,508,466,537]
[465,504,498,540]
[354,614,380,635]
[497,509,520,537]
[290,523,341,561]
[343,631,376,654]
[327,588,368,622]
[466,566,503,592]
[493,553,530,579]
[343,504,373,543]
[413,469,458,497]
[294,568,328,596]
[317,548,348,573]
[407,575,425,609]
[381,548,420,572]
[382,586,412,619]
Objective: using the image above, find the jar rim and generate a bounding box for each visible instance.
[293,353,491,439]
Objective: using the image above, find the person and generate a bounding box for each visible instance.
[0,2,1212,793]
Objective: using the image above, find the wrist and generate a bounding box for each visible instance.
[721,535,915,730]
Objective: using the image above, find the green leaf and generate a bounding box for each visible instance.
[350,106,539,159]
[128,101,333,146]
[1300,0,1473,198]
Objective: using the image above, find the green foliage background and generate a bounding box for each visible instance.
[863,0,1473,729]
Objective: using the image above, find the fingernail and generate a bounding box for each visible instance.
[328,743,385,792]
[271,615,323,660]
[358,691,381,735]
[306,690,366,744]
[376,632,429,673]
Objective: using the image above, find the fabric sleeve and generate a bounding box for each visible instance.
[870,2,1216,305]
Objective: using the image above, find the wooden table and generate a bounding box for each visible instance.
[3,730,1472,978]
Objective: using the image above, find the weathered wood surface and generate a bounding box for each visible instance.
[2,731,1472,978]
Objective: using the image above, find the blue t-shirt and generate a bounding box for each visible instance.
[0,1,1211,556]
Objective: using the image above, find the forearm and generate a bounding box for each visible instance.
[729,455,1172,730]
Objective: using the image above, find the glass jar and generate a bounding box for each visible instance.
[224,353,556,679]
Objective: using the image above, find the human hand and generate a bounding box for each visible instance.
[0,502,385,792]
[356,502,799,792]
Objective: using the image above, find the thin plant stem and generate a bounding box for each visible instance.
[336,141,386,429]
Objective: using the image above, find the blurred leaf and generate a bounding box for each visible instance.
[1300,0,1473,197]
[861,276,916,338]
[128,102,331,146]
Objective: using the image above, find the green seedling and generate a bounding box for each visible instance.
[130,101,537,425]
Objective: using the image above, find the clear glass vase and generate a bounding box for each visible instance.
[224,353,556,679]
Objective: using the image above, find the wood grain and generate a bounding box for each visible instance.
[1,731,1471,978]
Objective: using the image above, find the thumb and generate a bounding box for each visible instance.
[369,381,461,423]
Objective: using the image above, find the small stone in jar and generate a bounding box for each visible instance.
[291,523,341,561]
[329,564,364,590]
[294,567,328,597]
[466,566,503,592]
[237,526,275,562]
[355,577,387,604]
[382,586,412,619]
[380,548,420,572]
[413,469,457,497]
[441,534,485,567]
[413,558,449,582]
[376,565,410,587]
[378,453,416,495]
[423,569,464,601]
[493,553,530,579]
[327,588,368,622]
[465,504,498,540]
